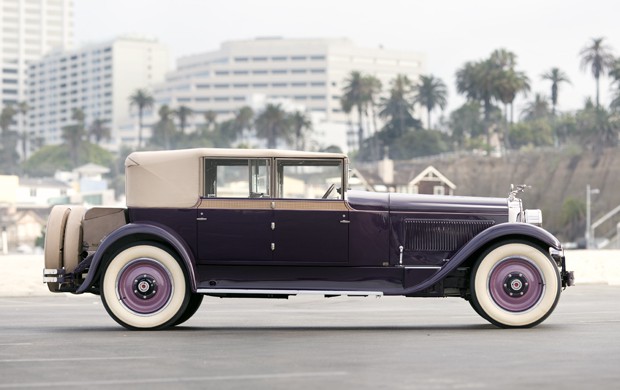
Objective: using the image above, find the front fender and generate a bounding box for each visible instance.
[401,222,562,295]
[75,223,198,294]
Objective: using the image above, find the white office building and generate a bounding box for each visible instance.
[26,36,169,149]
[1,0,73,111]
[154,37,425,151]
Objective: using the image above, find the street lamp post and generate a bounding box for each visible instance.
[585,184,600,249]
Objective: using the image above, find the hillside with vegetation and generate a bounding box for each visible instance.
[399,146,620,243]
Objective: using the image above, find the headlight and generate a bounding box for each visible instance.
[524,209,543,226]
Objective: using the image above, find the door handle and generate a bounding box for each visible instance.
[340,220,350,224]
[197,217,207,221]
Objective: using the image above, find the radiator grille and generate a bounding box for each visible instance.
[403,219,494,252]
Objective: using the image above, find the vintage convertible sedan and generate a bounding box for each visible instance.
[43,148,574,329]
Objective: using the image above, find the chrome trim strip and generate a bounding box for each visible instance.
[197,288,383,296]
[403,266,442,270]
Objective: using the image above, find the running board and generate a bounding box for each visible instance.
[197,288,383,297]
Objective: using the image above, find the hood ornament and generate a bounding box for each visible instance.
[509,184,530,201]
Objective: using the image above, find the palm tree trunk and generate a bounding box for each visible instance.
[426,108,430,130]
[595,76,600,108]
[138,107,144,148]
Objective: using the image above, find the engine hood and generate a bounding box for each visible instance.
[347,190,508,215]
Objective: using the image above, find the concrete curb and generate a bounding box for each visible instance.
[0,250,618,297]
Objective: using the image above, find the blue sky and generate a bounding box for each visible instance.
[75,0,619,115]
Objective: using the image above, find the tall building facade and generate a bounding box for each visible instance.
[154,37,425,151]
[26,36,169,149]
[1,0,73,108]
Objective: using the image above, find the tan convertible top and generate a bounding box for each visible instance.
[125,148,348,208]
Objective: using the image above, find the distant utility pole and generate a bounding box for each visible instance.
[585,184,600,249]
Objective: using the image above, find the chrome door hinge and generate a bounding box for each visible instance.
[271,243,275,251]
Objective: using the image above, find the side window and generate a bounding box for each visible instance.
[276,159,343,199]
[204,158,271,198]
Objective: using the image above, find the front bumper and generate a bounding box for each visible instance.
[550,247,574,288]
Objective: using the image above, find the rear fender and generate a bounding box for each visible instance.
[402,222,562,294]
[75,223,198,294]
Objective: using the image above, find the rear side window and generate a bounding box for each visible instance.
[203,159,271,198]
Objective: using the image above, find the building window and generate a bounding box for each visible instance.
[433,186,445,196]
[272,56,287,61]
[291,56,307,61]
[30,188,37,197]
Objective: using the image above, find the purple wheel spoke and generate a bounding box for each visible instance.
[116,258,173,315]
[488,257,544,313]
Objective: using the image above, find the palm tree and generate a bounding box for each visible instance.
[17,101,29,160]
[363,74,382,135]
[255,103,291,149]
[290,111,312,150]
[89,118,111,143]
[580,37,615,108]
[232,106,254,143]
[496,70,530,124]
[203,111,218,132]
[412,75,448,130]
[0,105,19,173]
[129,89,154,148]
[61,108,87,167]
[456,60,498,124]
[176,105,193,134]
[342,71,371,148]
[379,74,415,137]
[541,68,571,116]
[521,94,551,121]
[151,105,176,149]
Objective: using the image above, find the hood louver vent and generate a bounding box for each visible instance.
[404,219,494,252]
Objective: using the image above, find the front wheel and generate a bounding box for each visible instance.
[100,244,190,330]
[470,242,561,328]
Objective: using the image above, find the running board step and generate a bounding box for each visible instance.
[197,288,383,297]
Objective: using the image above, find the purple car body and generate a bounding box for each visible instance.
[43,148,574,330]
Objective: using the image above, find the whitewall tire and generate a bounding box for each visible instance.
[470,242,561,328]
[100,244,189,330]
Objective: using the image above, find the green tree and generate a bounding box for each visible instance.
[379,74,416,138]
[0,105,19,174]
[541,68,571,116]
[150,105,177,149]
[23,143,114,177]
[231,106,254,144]
[89,118,111,144]
[363,74,382,135]
[255,103,292,149]
[176,105,193,135]
[521,94,551,121]
[448,101,485,148]
[342,71,375,148]
[290,110,312,150]
[580,37,615,108]
[17,101,29,161]
[129,89,154,148]
[560,197,586,241]
[412,74,447,130]
[61,108,87,168]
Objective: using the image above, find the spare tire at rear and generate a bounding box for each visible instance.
[44,205,71,292]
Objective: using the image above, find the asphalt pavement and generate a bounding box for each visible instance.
[0,285,619,389]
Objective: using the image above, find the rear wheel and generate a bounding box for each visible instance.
[173,293,204,326]
[100,244,190,330]
[470,242,561,328]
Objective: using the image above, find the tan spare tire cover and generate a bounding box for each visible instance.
[63,206,86,273]
[44,205,71,292]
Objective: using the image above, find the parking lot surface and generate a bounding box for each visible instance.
[0,285,618,389]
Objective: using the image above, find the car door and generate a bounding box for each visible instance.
[271,158,349,264]
[196,158,273,263]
